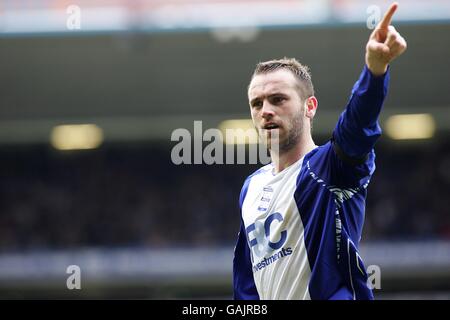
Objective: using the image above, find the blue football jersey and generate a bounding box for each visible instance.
[233,65,390,300]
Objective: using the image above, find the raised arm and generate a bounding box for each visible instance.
[332,3,407,163]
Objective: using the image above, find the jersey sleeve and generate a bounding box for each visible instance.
[233,178,259,300]
[233,221,259,300]
[333,65,389,159]
[330,65,390,187]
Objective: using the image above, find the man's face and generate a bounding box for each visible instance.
[248,70,306,152]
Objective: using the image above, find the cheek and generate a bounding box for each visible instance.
[286,108,303,127]
[251,110,259,121]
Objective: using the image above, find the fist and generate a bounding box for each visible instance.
[366,3,407,76]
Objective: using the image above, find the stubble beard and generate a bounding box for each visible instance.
[279,113,303,153]
[258,112,304,155]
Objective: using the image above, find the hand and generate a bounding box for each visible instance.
[365,2,407,76]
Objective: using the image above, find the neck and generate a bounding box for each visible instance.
[270,134,316,174]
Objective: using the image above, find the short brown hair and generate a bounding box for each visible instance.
[250,57,314,100]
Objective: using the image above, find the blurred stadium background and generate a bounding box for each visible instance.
[0,0,449,299]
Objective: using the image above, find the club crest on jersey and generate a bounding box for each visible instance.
[246,212,288,260]
[257,186,273,212]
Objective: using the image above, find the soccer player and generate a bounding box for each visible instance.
[233,3,407,300]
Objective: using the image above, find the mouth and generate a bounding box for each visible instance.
[262,123,280,130]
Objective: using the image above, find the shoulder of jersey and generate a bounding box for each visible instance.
[246,163,273,181]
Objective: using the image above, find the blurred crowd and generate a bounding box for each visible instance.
[0,137,449,252]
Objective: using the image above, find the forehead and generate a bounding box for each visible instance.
[248,69,299,99]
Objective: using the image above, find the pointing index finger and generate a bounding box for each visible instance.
[379,2,398,30]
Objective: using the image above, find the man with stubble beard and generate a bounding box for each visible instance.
[233,3,407,300]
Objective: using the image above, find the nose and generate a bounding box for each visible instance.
[261,100,275,120]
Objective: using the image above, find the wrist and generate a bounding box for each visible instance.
[366,62,388,77]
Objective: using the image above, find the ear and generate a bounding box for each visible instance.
[304,96,318,120]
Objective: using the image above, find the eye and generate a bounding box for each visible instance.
[251,100,263,108]
[271,96,286,105]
